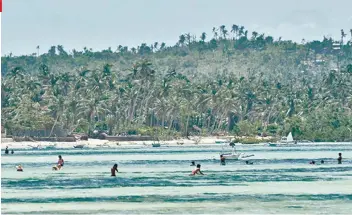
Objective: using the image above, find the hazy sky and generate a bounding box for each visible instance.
[2,0,352,56]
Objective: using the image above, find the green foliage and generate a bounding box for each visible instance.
[266,124,279,135]
[233,137,277,144]
[234,120,261,136]
[1,25,352,141]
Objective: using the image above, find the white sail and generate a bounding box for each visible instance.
[287,132,294,142]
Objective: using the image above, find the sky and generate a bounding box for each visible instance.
[2,0,352,56]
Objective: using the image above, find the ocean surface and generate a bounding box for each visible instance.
[1,143,352,214]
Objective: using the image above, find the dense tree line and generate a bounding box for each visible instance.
[1,25,352,141]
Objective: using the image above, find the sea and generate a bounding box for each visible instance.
[1,143,352,214]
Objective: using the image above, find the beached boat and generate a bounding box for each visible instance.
[152,143,161,147]
[73,144,85,148]
[215,140,230,144]
[44,144,56,149]
[268,142,277,147]
[97,143,111,148]
[28,145,42,150]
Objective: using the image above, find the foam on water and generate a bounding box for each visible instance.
[1,143,352,214]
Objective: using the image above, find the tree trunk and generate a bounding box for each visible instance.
[49,114,60,137]
[185,115,190,137]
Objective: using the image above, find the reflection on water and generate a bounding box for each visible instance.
[1,144,352,214]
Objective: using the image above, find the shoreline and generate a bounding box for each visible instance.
[1,136,351,149]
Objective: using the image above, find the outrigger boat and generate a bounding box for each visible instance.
[220,145,254,160]
[44,144,57,149]
[152,143,161,147]
[73,144,85,148]
[96,142,111,148]
[215,139,230,144]
[28,144,42,150]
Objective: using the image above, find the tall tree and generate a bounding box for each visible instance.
[219,25,228,39]
[341,29,347,44]
[200,32,206,42]
[231,24,239,41]
[36,45,40,57]
[179,34,186,46]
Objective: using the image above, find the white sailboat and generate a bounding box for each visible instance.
[281,132,295,144]
[269,132,297,146]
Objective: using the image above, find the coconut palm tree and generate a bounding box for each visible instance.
[36,45,40,57]
[200,32,206,42]
[178,34,186,46]
[212,27,218,39]
[341,29,347,44]
[219,25,228,39]
[231,24,239,41]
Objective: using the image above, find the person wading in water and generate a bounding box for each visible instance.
[111,164,119,176]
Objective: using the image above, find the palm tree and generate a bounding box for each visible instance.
[160,42,166,50]
[231,24,239,40]
[251,31,258,40]
[179,34,186,46]
[212,27,218,39]
[200,32,206,42]
[185,33,191,45]
[244,30,248,39]
[154,42,159,51]
[341,29,347,44]
[219,25,228,39]
[36,46,40,57]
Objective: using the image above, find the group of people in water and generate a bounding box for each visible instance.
[14,155,64,172]
[4,145,344,175]
[188,152,344,176]
[309,153,343,165]
[4,146,14,155]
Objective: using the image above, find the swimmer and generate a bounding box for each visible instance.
[309,160,315,165]
[53,155,64,170]
[11,150,14,154]
[190,161,196,166]
[111,164,118,176]
[338,153,342,164]
[16,165,23,172]
[220,155,226,165]
[5,146,9,154]
[321,160,324,164]
[190,164,204,176]
[245,160,253,165]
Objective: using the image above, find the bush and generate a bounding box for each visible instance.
[266,124,278,135]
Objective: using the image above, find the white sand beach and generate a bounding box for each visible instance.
[0,136,236,149]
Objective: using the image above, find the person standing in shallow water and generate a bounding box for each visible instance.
[5,146,9,154]
[111,164,118,176]
[338,153,342,164]
[220,155,226,165]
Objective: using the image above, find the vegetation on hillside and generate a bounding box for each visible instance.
[1,25,352,141]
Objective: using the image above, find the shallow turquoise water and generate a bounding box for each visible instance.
[1,144,352,214]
